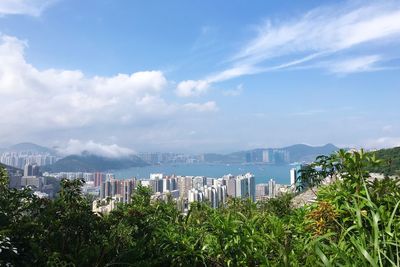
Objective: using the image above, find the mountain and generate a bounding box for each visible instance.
[282,143,339,162]
[203,144,340,164]
[7,142,56,155]
[42,153,149,172]
[0,162,23,175]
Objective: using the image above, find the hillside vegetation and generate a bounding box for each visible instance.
[1,150,400,266]
[42,153,148,172]
[368,146,400,176]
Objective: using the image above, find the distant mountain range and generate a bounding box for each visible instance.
[203,144,340,164]
[42,153,148,172]
[282,143,339,162]
[2,142,340,171]
[2,142,57,155]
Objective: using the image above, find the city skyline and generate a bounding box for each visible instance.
[0,0,399,154]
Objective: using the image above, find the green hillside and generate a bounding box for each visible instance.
[42,153,148,172]
[369,146,400,175]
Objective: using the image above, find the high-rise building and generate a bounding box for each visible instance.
[24,163,33,177]
[177,176,193,198]
[100,178,136,203]
[248,174,256,202]
[32,164,40,176]
[222,174,236,197]
[94,172,105,187]
[272,150,290,164]
[121,179,136,203]
[236,176,248,198]
[192,176,207,190]
[106,173,115,181]
[83,173,94,182]
[204,186,217,208]
[188,188,204,203]
[262,150,272,163]
[235,173,255,201]
[290,164,308,192]
[268,178,276,198]
[256,183,269,201]
[161,176,177,192]
[21,176,43,191]
[189,183,227,208]
[149,173,164,193]
[245,152,252,163]
[22,163,42,190]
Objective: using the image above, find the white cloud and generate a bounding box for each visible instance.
[58,139,135,158]
[183,101,218,112]
[328,55,382,74]
[0,0,56,16]
[177,1,400,92]
[176,79,209,97]
[366,137,400,149]
[0,35,217,143]
[233,2,400,65]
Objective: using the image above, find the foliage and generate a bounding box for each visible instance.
[368,146,400,176]
[0,149,400,266]
[42,154,148,172]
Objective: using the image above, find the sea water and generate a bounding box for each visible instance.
[113,163,293,185]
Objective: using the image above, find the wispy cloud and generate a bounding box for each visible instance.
[0,0,57,16]
[176,1,400,96]
[222,84,243,97]
[327,55,383,74]
[232,1,400,68]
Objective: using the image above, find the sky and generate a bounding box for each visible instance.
[0,0,399,155]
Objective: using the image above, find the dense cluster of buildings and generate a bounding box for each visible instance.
[91,172,293,214]
[7,163,55,198]
[0,152,58,169]
[5,161,306,214]
[246,149,290,164]
[137,150,292,165]
[137,152,203,164]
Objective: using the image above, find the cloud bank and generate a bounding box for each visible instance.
[0,35,218,144]
[0,0,56,16]
[57,139,135,158]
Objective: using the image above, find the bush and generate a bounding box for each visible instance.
[1,149,399,266]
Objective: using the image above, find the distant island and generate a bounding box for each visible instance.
[41,153,149,172]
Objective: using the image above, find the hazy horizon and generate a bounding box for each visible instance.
[1,141,342,156]
[0,0,399,154]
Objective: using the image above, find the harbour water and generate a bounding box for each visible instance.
[113,163,293,185]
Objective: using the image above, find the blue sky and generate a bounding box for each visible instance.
[0,0,399,155]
